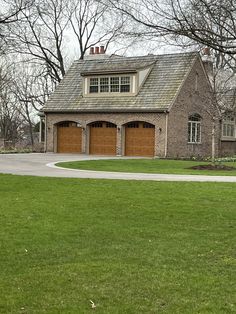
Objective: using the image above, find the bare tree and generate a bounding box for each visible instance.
[0,0,27,25]
[10,62,55,147]
[0,64,23,147]
[0,0,30,54]
[8,0,71,83]
[7,0,126,84]
[108,0,236,64]
[68,0,125,59]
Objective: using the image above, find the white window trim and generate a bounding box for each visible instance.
[84,74,136,96]
[188,115,202,144]
[90,75,131,94]
[188,121,201,144]
[222,118,235,139]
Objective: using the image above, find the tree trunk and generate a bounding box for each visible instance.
[211,119,216,163]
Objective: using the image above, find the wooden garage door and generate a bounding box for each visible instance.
[90,122,117,155]
[125,122,155,157]
[57,122,82,153]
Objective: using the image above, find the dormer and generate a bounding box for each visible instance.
[81,51,154,97]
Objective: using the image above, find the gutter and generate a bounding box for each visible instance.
[81,70,137,76]
[43,108,169,114]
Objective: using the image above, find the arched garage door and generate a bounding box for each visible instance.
[57,122,82,153]
[125,121,155,157]
[90,121,117,155]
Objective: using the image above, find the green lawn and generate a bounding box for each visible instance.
[56,158,236,176]
[0,174,236,313]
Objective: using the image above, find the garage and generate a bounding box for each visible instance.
[90,121,117,155]
[57,122,82,153]
[125,121,155,157]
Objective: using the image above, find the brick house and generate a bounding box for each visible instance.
[220,90,236,156]
[42,47,220,158]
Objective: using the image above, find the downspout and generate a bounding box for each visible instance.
[44,114,47,153]
[39,117,42,143]
[164,112,168,158]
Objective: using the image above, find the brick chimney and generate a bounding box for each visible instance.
[202,47,210,56]
[202,47,213,78]
[85,45,109,60]
[100,46,105,54]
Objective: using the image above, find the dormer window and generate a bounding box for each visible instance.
[89,78,99,93]
[88,76,131,94]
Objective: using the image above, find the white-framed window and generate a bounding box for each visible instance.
[222,116,235,138]
[88,76,131,94]
[188,114,201,143]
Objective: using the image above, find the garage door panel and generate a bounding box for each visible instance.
[125,122,155,157]
[90,122,117,155]
[57,124,82,153]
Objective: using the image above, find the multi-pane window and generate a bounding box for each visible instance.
[100,77,109,93]
[120,77,130,92]
[143,122,155,128]
[188,114,201,143]
[89,76,131,94]
[89,78,99,93]
[106,122,116,128]
[127,122,139,128]
[91,122,103,128]
[127,122,154,128]
[110,77,120,92]
[222,116,235,138]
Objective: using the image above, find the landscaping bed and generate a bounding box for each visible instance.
[189,164,236,171]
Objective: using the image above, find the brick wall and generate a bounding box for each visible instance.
[45,112,167,156]
[220,141,236,156]
[167,58,220,158]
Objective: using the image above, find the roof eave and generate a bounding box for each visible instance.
[81,70,138,76]
[43,108,169,114]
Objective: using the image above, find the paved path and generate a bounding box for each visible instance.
[0,153,236,182]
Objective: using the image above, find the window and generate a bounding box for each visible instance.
[110,77,120,92]
[89,76,131,94]
[100,77,109,93]
[222,116,235,138]
[121,77,131,92]
[89,78,99,93]
[91,122,103,128]
[59,122,70,127]
[143,122,154,128]
[188,114,201,143]
[127,122,139,128]
[106,122,116,128]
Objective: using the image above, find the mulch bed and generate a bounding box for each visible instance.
[189,164,236,171]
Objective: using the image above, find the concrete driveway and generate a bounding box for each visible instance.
[0,153,236,182]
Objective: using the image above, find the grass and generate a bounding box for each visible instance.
[0,174,236,313]
[56,158,236,176]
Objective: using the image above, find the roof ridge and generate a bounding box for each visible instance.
[74,51,198,64]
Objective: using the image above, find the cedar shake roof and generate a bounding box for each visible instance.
[43,52,198,113]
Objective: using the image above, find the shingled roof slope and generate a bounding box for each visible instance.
[43,52,198,113]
